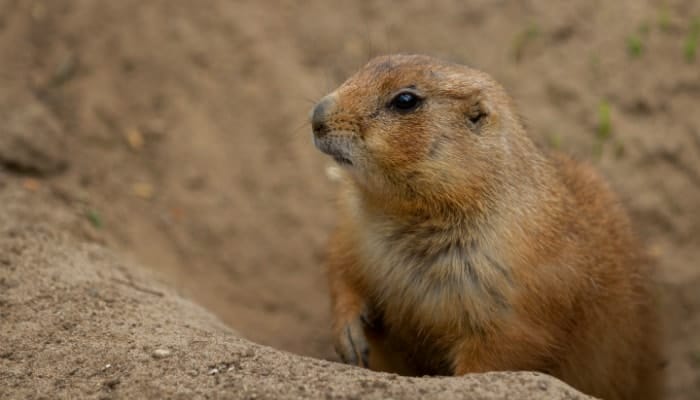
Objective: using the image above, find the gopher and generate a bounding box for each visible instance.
[310,54,662,400]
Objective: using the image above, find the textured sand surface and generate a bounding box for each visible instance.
[0,186,592,399]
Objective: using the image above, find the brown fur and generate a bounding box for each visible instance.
[312,54,662,400]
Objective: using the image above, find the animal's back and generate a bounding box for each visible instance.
[542,153,662,400]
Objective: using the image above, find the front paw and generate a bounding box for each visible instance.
[335,317,369,367]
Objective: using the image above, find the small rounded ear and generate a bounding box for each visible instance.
[465,100,489,133]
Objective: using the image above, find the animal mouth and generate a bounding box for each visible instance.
[313,135,354,166]
[331,154,353,166]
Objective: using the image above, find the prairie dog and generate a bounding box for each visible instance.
[311,54,661,400]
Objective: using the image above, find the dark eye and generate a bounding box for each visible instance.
[390,91,422,112]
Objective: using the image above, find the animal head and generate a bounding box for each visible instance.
[311,54,529,212]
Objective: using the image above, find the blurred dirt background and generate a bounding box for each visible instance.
[0,0,698,399]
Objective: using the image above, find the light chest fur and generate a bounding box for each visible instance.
[351,198,516,346]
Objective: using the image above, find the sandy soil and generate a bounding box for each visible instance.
[0,0,698,398]
[0,184,593,399]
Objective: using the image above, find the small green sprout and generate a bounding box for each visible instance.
[658,5,671,31]
[627,35,644,58]
[512,23,540,62]
[597,100,612,141]
[614,141,626,159]
[546,133,562,149]
[684,18,700,62]
[86,209,103,229]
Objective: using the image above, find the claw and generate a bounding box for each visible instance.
[335,318,370,367]
[343,325,359,365]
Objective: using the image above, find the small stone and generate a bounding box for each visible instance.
[208,368,219,375]
[125,128,144,150]
[22,178,41,191]
[648,243,664,257]
[132,182,154,199]
[152,348,171,359]
[103,378,120,390]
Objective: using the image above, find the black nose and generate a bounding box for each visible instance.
[311,96,332,137]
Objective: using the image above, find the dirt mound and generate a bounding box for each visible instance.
[0,185,592,399]
[0,0,699,398]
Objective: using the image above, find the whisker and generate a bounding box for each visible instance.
[283,117,311,142]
